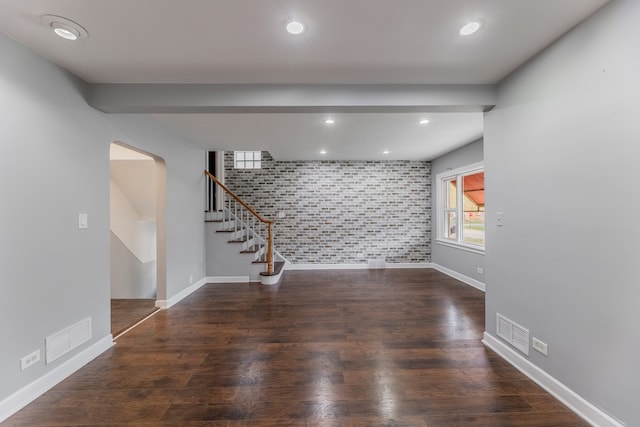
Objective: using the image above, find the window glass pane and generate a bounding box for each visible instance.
[234,151,262,169]
[463,212,485,246]
[462,172,484,211]
[446,212,457,240]
[462,172,485,246]
[446,179,457,209]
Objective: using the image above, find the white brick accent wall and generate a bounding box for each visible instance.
[224,152,431,264]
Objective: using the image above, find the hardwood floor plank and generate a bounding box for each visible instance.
[2,404,169,426]
[3,269,588,426]
[347,416,429,427]
[110,299,158,336]
[424,412,592,427]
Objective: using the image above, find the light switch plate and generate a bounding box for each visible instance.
[79,213,88,229]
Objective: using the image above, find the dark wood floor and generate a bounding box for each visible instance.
[4,269,588,426]
[111,299,159,337]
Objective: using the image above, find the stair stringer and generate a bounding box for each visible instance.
[205,221,266,282]
[205,216,288,282]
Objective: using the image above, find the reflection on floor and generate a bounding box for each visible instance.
[7,270,590,426]
[110,299,158,337]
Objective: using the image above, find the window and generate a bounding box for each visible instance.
[234,151,262,169]
[436,162,485,252]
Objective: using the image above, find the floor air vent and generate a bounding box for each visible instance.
[368,259,386,269]
[496,313,530,355]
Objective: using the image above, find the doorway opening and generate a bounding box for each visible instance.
[109,142,166,337]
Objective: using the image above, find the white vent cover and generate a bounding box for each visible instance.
[368,259,386,269]
[496,313,529,355]
[46,317,92,364]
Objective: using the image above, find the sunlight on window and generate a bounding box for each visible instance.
[438,165,484,250]
[462,172,485,246]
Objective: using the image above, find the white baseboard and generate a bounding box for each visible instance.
[431,263,485,292]
[155,277,207,309]
[290,263,369,270]
[386,262,433,269]
[482,332,624,427]
[205,276,250,283]
[0,335,114,423]
[289,262,433,270]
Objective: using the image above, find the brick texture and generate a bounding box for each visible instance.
[224,152,431,264]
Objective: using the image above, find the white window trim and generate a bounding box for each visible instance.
[435,161,485,254]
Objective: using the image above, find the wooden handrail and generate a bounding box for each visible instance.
[205,171,274,224]
[205,170,274,274]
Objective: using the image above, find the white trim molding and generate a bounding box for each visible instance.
[483,332,625,427]
[0,335,114,423]
[386,263,433,269]
[436,239,485,255]
[155,277,208,309]
[432,263,485,292]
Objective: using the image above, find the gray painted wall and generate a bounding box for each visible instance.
[484,0,639,424]
[110,232,157,299]
[0,32,205,402]
[430,139,485,282]
[224,152,431,264]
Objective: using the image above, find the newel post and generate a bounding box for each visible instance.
[267,222,274,274]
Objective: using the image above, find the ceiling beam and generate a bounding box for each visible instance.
[88,84,496,114]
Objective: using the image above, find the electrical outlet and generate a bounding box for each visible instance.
[21,349,41,370]
[532,337,548,356]
[477,267,484,274]
[189,275,193,284]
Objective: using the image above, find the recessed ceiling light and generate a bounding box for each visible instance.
[324,118,335,125]
[53,25,78,40]
[320,149,327,155]
[286,20,305,35]
[383,150,390,155]
[419,118,430,125]
[459,21,481,36]
[42,15,88,40]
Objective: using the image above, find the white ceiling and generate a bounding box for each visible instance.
[0,0,611,160]
[148,112,483,161]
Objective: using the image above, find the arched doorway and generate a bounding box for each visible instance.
[109,142,166,337]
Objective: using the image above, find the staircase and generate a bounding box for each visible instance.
[204,171,285,285]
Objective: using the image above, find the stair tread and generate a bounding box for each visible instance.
[216,229,241,233]
[240,245,261,254]
[228,238,248,243]
[205,219,224,223]
[260,261,285,277]
[252,255,276,264]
